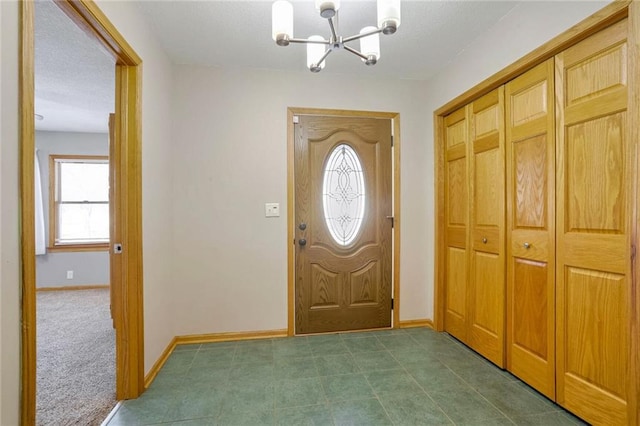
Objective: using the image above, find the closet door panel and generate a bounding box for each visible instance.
[444,107,470,342]
[556,19,630,425]
[469,88,505,367]
[506,59,556,399]
[513,259,548,355]
[446,247,467,334]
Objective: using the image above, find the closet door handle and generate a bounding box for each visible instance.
[482,237,488,244]
[524,242,531,249]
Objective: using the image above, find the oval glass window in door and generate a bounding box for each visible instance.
[322,144,366,246]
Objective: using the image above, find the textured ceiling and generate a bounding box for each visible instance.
[35,0,115,133]
[135,0,520,80]
[35,0,521,133]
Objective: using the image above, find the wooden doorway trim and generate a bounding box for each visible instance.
[20,1,144,424]
[286,107,401,336]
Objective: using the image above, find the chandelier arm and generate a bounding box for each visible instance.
[288,37,330,45]
[343,45,369,61]
[315,48,333,67]
[342,27,383,44]
[328,17,338,41]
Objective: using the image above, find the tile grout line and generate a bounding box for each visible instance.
[347,335,396,425]
[385,334,457,425]
[357,335,403,426]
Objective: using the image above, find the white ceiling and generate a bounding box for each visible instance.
[34,0,522,133]
[35,0,115,133]
[135,0,520,80]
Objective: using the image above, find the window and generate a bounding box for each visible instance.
[322,144,366,246]
[49,155,109,251]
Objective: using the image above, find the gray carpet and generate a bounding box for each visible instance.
[37,288,116,426]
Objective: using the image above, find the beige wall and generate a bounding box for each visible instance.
[1,1,22,424]
[170,66,431,335]
[94,0,176,376]
[0,1,3,423]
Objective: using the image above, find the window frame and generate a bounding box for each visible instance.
[48,154,110,252]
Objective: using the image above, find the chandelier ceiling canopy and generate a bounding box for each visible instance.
[272,0,401,72]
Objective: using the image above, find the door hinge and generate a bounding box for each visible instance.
[293,115,299,124]
[632,244,637,261]
[390,135,394,147]
[391,298,394,310]
[113,243,123,254]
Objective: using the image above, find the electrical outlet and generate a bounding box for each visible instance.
[66,270,74,280]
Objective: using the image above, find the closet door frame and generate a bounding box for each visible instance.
[434,2,639,424]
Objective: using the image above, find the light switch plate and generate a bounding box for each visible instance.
[265,203,280,217]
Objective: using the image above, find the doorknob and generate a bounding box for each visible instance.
[298,239,307,246]
[299,223,307,231]
[482,237,488,244]
[524,242,531,249]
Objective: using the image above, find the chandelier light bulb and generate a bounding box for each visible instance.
[307,35,327,72]
[377,0,401,34]
[315,0,341,19]
[272,0,294,45]
[359,26,380,65]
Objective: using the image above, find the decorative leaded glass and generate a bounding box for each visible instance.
[322,144,366,246]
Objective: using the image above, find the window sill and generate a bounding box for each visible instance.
[47,244,109,253]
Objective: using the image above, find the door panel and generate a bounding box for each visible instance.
[444,107,469,343]
[506,59,556,399]
[295,115,392,334]
[566,113,625,233]
[565,268,627,398]
[472,251,501,335]
[556,20,630,425]
[469,88,505,367]
[474,149,500,225]
[513,135,547,228]
[513,259,548,358]
[446,247,467,322]
[448,158,467,226]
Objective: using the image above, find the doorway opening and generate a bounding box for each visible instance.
[33,2,116,421]
[20,1,144,424]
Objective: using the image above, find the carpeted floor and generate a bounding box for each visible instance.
[37,288,116,426]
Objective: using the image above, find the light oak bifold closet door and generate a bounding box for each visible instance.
[443,89,506,368]
[505,59,556,400]
[444,107,469,343]
[468,89,506,367]
[440,7,637,425]
[555,19,632,426]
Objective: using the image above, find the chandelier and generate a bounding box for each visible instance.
[271,0,401,72]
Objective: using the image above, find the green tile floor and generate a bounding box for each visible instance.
[106,328,586,425]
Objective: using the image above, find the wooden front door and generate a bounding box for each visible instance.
[505,59,556,399]
[294,114,393,334]
[555,19,631,425]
